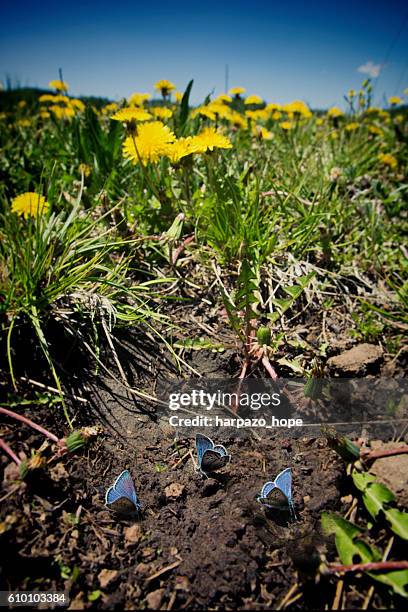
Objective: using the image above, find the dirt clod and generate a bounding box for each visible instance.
[327,343,383,374]
[164,482,185,499]
[98,568,118,588]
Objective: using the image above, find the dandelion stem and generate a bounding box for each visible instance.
[0,407,59,443]
[0,437,21,465]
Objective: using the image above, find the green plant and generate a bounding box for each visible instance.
[0,188,169,423]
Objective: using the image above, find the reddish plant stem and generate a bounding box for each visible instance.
[0,407,59,443]
[361,446,408,461]
[324,561,408,574]
[0,438,21,465]
[262,355,278,380]
[171,234,195,265]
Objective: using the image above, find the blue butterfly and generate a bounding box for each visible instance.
[257,468,297,519]
[195,433,231,476]
[105,470,142,515]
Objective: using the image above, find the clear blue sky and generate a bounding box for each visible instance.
[1,0,407,108]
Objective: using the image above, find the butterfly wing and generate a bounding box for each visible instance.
[105,470,140,514]
[106,493,139,515]
[259,487,288,509]
[212,444,229,457]
[258,481,279,507]
[260,481,276,499]
[201,449,231,472]
[274,468,292,504]
[195,434,214,469]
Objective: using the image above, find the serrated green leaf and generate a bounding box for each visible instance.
[352,471,376,492]
[352,470,408,540]
[321,512,377,565]
[276,357,304,374]
[271,296,293,314]
[363,482,395,520]
[368,570,408,599]
[282,284,304,300]
[266,311,281,323]
[384,508,408,541]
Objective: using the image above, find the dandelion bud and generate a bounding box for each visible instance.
[256,326,272,346]
[28,453,46,470]
[65,430,86,453]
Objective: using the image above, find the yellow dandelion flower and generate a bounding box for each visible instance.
[348,89,356,98]
[283,100,312,118]
[11,192,49,218]
[174,91,183,103]
[111,107,152,123]
[39,110,50,119]
[151,107,173,120]
[166,137,202,163]
[207,102,232,120]
[226,110,248,129]
[215,94,232,104]
[316,117,324,126]
[128,92,151,106]
[378,152,397,170]
[49,79,69,93]
[280,121,293,130]
[245,95,263,105]
[229,87,246,96]
[49,105,75,120]
[388,96,402,106]
[329,130,339,140]
[253,125,273,140]
[52,94,70,104]
[327,107,344,119]
[18,100,27,108]
[245,109,269,121]
[16,118,32,127]
[191,127,232,153]
[79,163,92,177]
[271,110,282,120]
[345,122,359,131]
[70,98,85,112]
[123,121,176,164]
[154,80,176,96]
[368,125,383,136]
[265,103,281,113]
[102,102,119,115]
[192,105,217,121]
[39,94,56,103]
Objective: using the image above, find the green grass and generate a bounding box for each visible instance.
[0,79,407,402]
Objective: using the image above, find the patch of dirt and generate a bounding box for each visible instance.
[0,325,405,610]
[1,404,345,609]
[327,343,383,375]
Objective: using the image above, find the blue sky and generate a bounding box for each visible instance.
[1,0,407,108]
